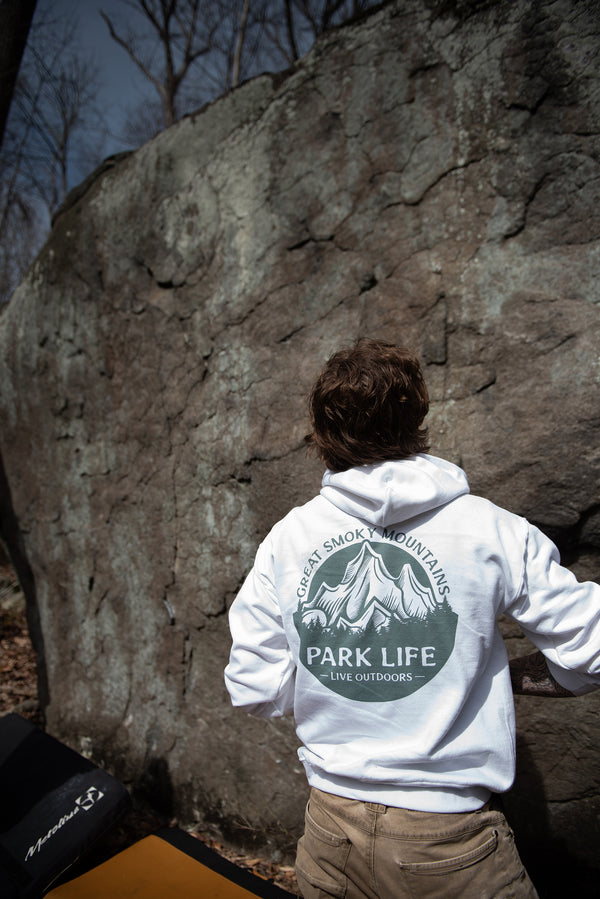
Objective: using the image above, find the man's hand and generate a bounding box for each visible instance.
[509,651,574,697]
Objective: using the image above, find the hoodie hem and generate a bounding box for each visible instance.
[303,765,492,813]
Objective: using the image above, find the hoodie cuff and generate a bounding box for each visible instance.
[547,659,600,695]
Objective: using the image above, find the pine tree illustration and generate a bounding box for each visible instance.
[300,543,440,632]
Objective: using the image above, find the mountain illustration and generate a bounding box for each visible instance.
[300,542,439,632]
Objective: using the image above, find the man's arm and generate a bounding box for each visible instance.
[509,651,574,697]
[225,538,296,717]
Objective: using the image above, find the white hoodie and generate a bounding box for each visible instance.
[225,455,600,812]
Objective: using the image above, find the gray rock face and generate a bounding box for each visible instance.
[1,0,599,880]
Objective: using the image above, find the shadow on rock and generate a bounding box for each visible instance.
[503,736,600,899]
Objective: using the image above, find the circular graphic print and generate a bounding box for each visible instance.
[294,541,457,701]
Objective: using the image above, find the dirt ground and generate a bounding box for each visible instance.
[0,561,300,894]
[0,563,39,717]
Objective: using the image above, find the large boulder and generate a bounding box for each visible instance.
[1,0,599,886]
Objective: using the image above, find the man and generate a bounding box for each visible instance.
[224,339,600,898]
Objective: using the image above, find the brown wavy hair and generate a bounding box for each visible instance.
[305,339,430,472]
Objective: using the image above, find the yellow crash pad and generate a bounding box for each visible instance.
[46,829,295,899]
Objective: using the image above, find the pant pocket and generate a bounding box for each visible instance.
[395,822,538,899]
[295,799,352,898]
[403,829,498,874]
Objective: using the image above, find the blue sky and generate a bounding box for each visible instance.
[53,0,147,99]
[44,0,155,153]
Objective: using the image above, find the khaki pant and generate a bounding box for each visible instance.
[296,788,538,899]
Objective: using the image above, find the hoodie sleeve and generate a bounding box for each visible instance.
[224,537,296,717]
[506,523,600,695]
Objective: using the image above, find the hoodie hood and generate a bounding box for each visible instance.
[320,454,470,527]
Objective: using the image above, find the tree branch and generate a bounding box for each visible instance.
[100,10,162,91]
[231,0,251,88]
[285,0,299,61]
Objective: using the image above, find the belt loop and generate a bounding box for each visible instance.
[365,801,387,813]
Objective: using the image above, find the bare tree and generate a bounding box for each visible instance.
[103,0,378,147]
[231,0,251,88]
[297,0,369,36]
[119,96,167,148]
[0,5,106,303]
[12,52,104,212]
[257,0,375,66]
[101,0,220,129]
[0,0,38,150]
[203,0,266,97]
